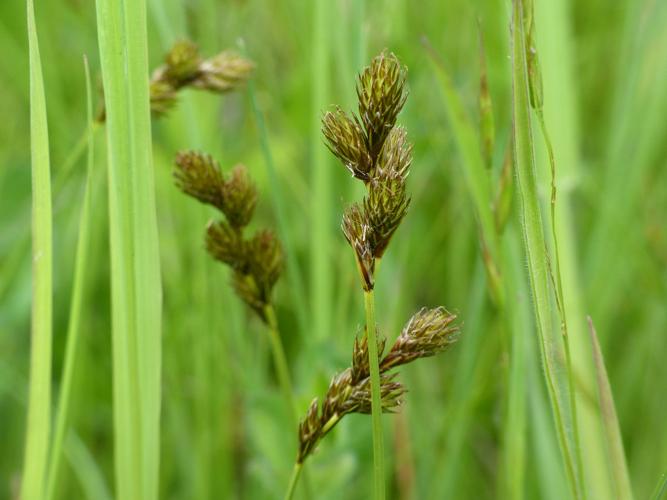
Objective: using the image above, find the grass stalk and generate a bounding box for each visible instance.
[510,0,584,497]
[364,289,385,500]
[284,462,303,500]
[95,0,162,496]
[22,0,53,497]
[45,55,96,500]
[263,305,298,426]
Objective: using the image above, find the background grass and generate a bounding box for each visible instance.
[2,0,667,499]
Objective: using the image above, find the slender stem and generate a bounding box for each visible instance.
[263,305,298,426]
[284,462,303,500]
[364,289,385,500]
[264,305,312,500]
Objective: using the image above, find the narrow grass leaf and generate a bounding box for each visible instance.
[651,472,667,500]
[587,317,633,500]
[423,38,503,306]
[510,0,583,497]
[22,0,53,498]
[45,56,96,500]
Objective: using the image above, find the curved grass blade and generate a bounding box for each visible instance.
[45,55,96,500]
[651,472,667,500]
[422,37,503,306]
[587,317,633,500]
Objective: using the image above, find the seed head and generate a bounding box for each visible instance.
[221,164,258,229]
[194,51,255,93]
[342,204,375,291]
[205,220,245,270]
[381,307,460,372]
[351,330,386,384]
[174,151,226,211]
[163,39,202,87]
[356,51,408,160]
[364,171,410,259]
[297,367,405,464]
[149,80,179,117]
[231,229,284,321]
[322,107,372,181]
[296,307,460,464]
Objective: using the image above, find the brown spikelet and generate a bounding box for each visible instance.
[296,366,405,464]
[322,107,373,181]
[364,172,410,258]
[149,80,179,117]
[194,51,255,93]
[222,164,258,229]
[205,220,245,270]
[174,151,226,211]
[381,307,460,372]
[246,229,284,304]
[356,51,408,160]
[162,39,202,87]
[296,307,460,464]
[376,126,412,180]
[341,204,375,291]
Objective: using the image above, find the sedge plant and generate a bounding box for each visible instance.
[324,51,409,499]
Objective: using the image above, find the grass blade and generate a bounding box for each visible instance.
[310,0,332,342]
[22,0,53,497]
[45,55,96,500]
[423,37,503,306]
[94,0,162,496]
[651,472,667,500]
[510,0,583,497]
[587,317,633,499]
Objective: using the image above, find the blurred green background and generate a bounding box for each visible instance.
[1,0,667,498]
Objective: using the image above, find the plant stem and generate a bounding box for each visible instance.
[364,289,385,500]
[263,305,298,426]
[264,305,312,500]
[284,462,303,500]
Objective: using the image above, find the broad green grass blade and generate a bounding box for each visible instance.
[95,0,162,497]
[21,0,53,498]
[587,317,633,499]
[510,0,583,497]
[45,56,96,500]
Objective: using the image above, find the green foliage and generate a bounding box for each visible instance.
[2,0,667,499]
